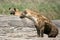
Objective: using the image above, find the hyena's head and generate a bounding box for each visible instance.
[9,8,16,15]
[9,8,22,16]
[20,9,33,18]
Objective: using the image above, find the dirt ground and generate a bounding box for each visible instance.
[0,15,60,40]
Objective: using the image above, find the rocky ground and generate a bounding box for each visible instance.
[0,15,60,40]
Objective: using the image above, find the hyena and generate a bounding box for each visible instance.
[9,8,22,16]
[20,9,58,38]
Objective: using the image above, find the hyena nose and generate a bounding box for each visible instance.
[10,13,15,15]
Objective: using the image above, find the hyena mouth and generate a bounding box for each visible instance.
[20,16,25,18]
[10,13,14,15]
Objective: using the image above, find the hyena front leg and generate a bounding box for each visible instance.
[35,25,40,37]
[40,26,44,37]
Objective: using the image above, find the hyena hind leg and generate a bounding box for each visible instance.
[48,32,57,38]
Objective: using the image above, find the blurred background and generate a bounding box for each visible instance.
[0,0,60,19]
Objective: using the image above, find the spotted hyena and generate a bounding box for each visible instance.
[9,8,22,16]
[20,9,58,38]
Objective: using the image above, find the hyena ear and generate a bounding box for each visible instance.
[9,8,11,10]
[24,10,27,14]
[14,8,16,11]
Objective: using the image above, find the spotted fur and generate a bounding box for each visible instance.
[20,9,58,38]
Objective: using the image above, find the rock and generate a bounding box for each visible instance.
[0,15,60,40]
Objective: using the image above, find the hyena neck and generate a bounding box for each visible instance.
[26,15,38,24]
